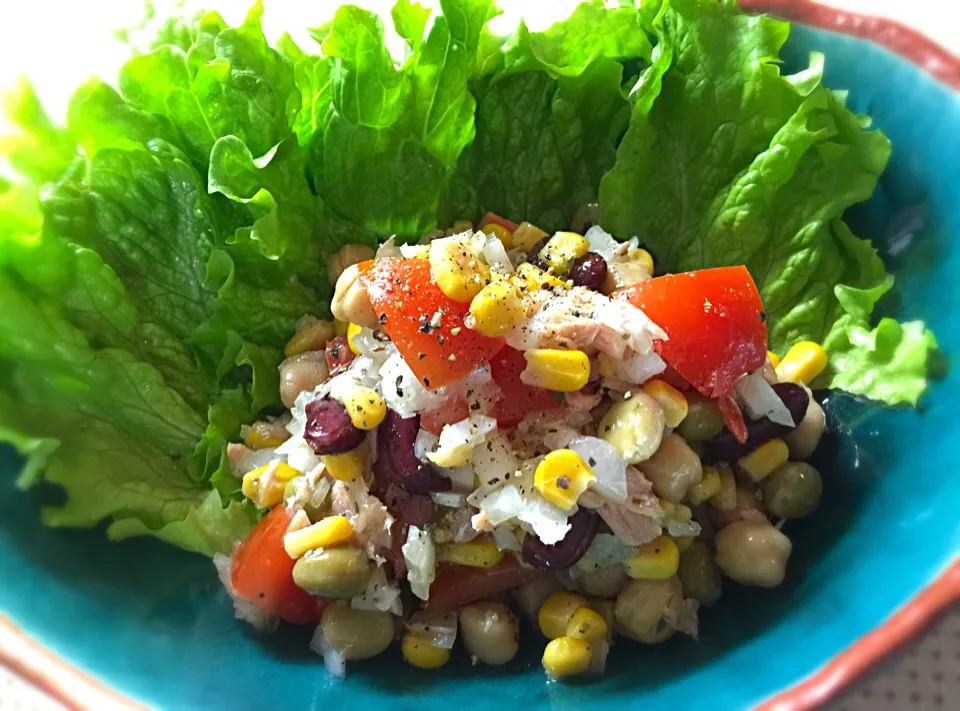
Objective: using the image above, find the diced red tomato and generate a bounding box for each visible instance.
[717,394,748,444]
[420,397,471,435]
[324,335,354,374]
[230,507,328,625]
[489,346,563,428]
[478,212,519,233]
[426,557,546,612]
[358,258,505,390]
[616,266,768,398]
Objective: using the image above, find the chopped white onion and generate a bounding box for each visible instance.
[213,553,278,632]
[583,225,621,260]
[468,485,523,527]
[470,429,520,489]
[375,236,401,258]
[380,352,446,417]
[443,464,476,492]
[481,234,515,275]
[406,611,458,650]
[310,625,346,678]
[351,566,403,615]
[519,494,571,545]
[568,437,627,502]
[432,491,466,508]
[415,429,440,461]
[428,414,497,467]
[572,533,637,575]
[665,519,702,538]
[492,526,522,551]
[402,525,436,601]
[617,349,667,384]
[735,369,794,427]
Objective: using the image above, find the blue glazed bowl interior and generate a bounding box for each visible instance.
[1,23,959,711]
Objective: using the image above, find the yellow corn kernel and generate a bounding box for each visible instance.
[284,319,335,358]
[522,349,590,392]
[642,380,688,428]
[282,515,355,558]
[401,635,451,669]
[429,238,491,302]
[627,248,655,275]
[737,438,789,482]
[538,231,590,274]
[538,591,588,639]
[452,219,474,234]
[534,449,597,511]
[542,636,592,680]
[437,540,505,568]
[624,536,680,580]
[767,351,781,369]
[468,280,525,337]
[481,222,514,250]
[673,535,695,553]
[687,465,722,505]
[512,221,549,252]
[335,319,349,337]
[322,448,366,482]
[709,463,738,511]
[243,421,290,450]
[346,322,363,355]
[340,386,386,430]
[241,462,300,508]
[512,263,567,293]
[565,607,608,643]
[775,341,827,385]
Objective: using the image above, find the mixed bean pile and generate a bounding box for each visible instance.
[226,216,828,681]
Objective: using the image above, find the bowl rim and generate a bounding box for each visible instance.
[2,2,960,710]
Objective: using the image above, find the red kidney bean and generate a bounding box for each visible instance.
[304,398,366,455]
[522,509,599,570]
[570,252,608,290]
[703,384,809,464]
[374,409,451,495]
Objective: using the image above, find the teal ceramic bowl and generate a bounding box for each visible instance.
[2,6,959,711]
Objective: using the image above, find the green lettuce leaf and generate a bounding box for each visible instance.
[599,0,934,404]
[0,79,76,184]
[447,0,648,231]
[307,0,498,238]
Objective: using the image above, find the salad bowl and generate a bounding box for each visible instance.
[0,1,958,710]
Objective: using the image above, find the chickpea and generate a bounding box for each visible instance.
[638,433,703,502]
[785,398,826,460]
[615,577,682,644]
[320,602,394,661]
[678,541,722,605]
[764,461,822,519]
[331,264,379,329]
[601,252,651,294]
[714,521,792,588]
[513,576,564,622]
[459,602,519,666]
[327,243,376,286]
[577,564,628,598]
[598,392,665,464]
[279,352,329,408]
[292,547,371,598]
[675,394,725,442]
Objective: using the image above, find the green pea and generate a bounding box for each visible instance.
[321,601,394,661]
[292,547,371,598]
[764,461,822,519]
[678,541,722,605]
[676,395,724,442]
